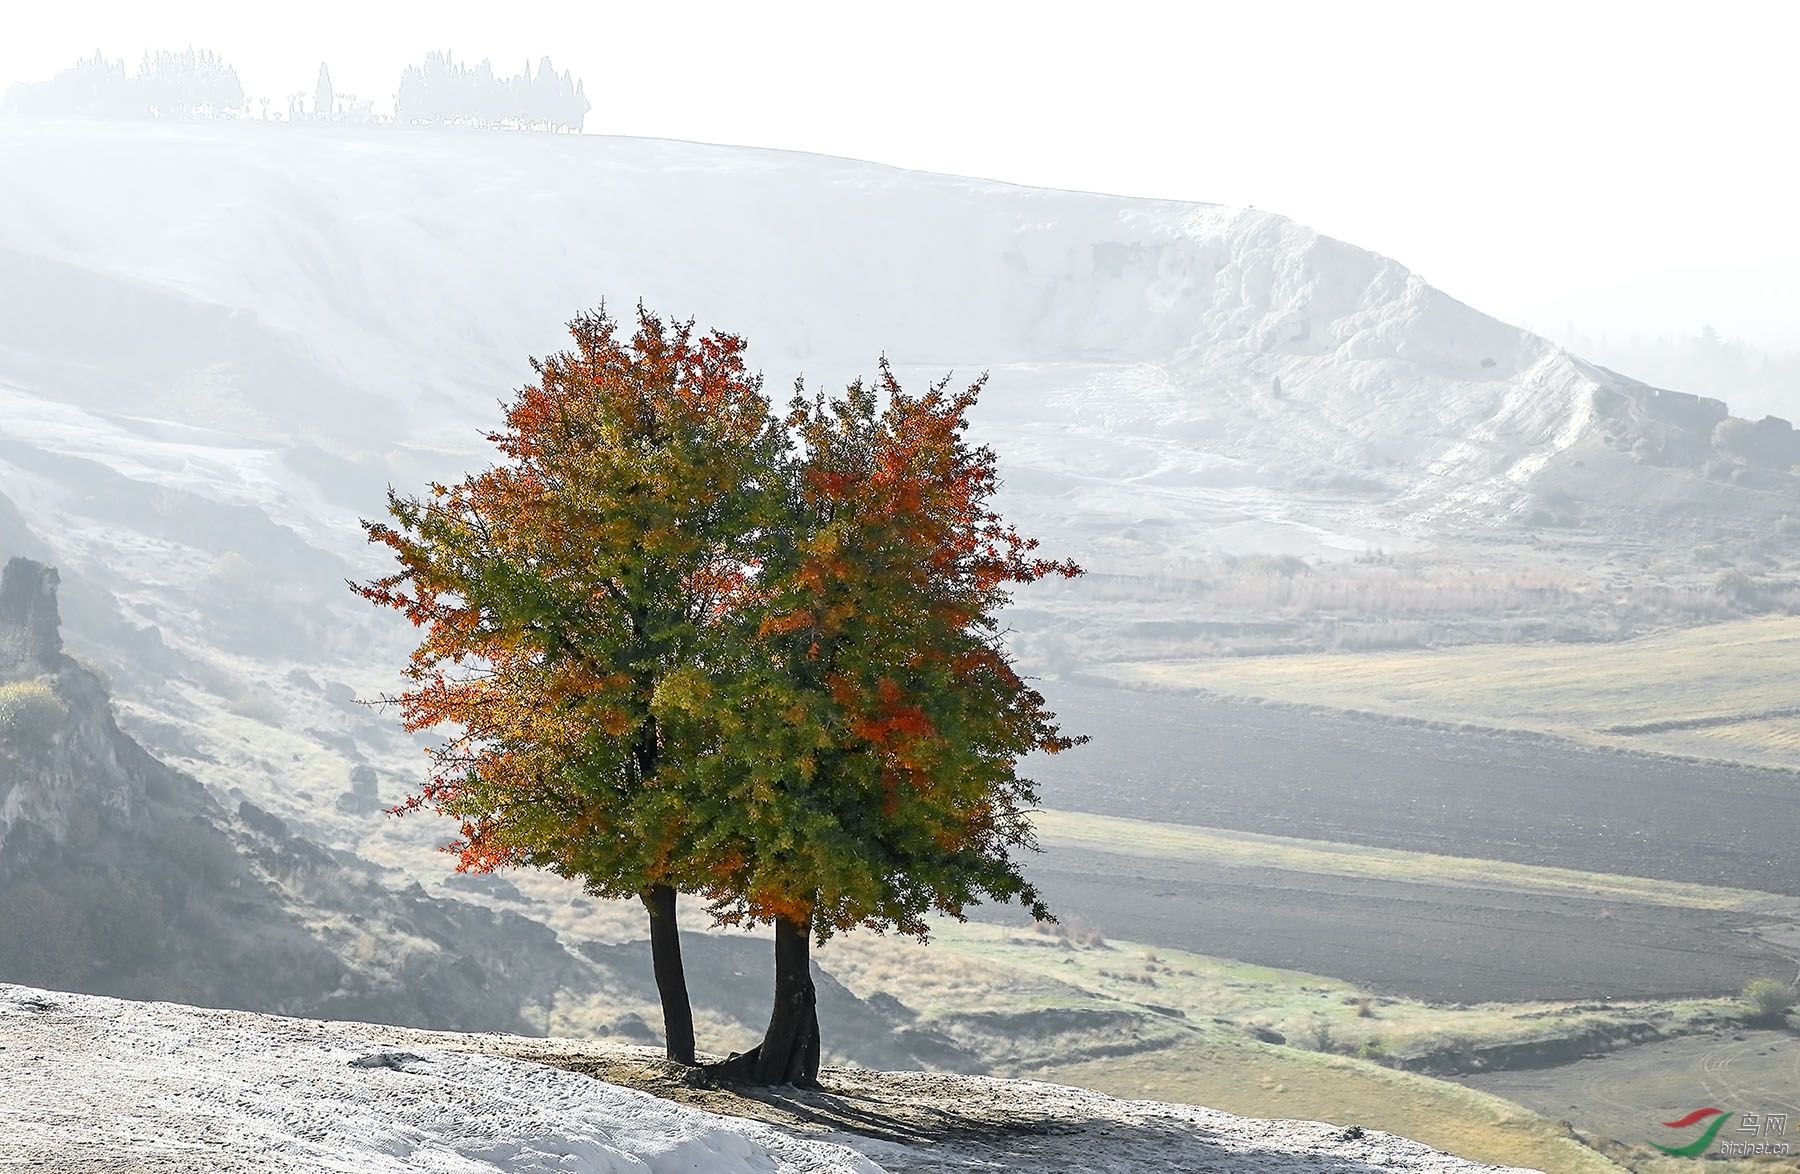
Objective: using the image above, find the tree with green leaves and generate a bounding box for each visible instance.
[695,363,1084,1084]
[356,305,786,1065]
[360,307,1082,1085]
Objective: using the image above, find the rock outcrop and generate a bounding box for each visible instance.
[0,561,607,1031]
[0,557,62,670]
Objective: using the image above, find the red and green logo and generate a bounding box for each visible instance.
[1652,1108,1733,1156]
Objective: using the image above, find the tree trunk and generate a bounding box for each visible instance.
[754,912,821,1084]
[640,883,696,1066]
[705,911,821,1085]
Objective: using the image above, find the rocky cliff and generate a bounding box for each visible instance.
[0,557,636,1030]
[0,557,970,1068]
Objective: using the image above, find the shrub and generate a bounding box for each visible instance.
[1743,978,1796,1023]
[0,680,68,742]
[1245,554,1310,578]
[1714,416,1756,458]
[1714,568,1757,603]
[70,654,113,691]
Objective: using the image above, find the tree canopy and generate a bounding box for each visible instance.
[359,306,1082,1082]
[699,365,1082,937]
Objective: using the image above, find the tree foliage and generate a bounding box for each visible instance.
[359,306,1083,1078]
[697,365,1083,939]
[359,305,782,898]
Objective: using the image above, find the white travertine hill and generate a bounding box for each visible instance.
[0,118,1665,558]
[0,118,1753,845]
[0,984,1544,1174]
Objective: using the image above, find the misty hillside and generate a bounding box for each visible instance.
[0,555,979,1071]
[0,116,1795,876]
[3,119,1787,565]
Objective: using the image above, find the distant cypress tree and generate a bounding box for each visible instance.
[571,77,589,132]
[313,63,334,119]
[532,56,559,130]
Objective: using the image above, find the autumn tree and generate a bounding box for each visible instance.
[360,306,1082,1085]
[696,363,1084,1084]
[357,305,785,1065]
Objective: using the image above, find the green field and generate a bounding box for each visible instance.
[1110,615,1800,769]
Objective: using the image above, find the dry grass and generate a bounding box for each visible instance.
[1111,614,1800,769]
[926,918,1738,1068]
[1037,1037,1623,1174]
[816,930,1036,1015]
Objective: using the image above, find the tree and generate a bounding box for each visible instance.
[358,309,1083,1084]
[698,364,1084,1084]
[393,51,588,131]
[2,48,242,120]
[1713,415,1755,460]
[314,62,334,119]
[356,305,786,1064]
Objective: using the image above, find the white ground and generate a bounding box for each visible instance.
[0,984,1538,1174]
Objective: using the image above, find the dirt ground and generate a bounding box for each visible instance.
[1456,1028,1800,1152]
[987,680,1800,1005]
[489,1047,1505,1174]
[1029,681,1800,897]
[517,1051,1098,1148]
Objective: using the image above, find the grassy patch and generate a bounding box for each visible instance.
[1109,615,1800,769]
[923,918,1738,1072]
[0,678,68,741]
[908,920,1772,1174]
[1029,808,1790,914]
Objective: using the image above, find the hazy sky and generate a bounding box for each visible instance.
[7,1,1798,349]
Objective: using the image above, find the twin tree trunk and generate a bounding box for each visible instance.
[752,913,822,1084]
[634,720,699,1067]
[641,889,819,1085]
[706,911,822,1085]
[640,883,696,1066]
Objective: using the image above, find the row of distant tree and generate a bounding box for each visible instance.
[395,52,588,131]
[1551,324,1800,425]
[1,49,245,120]
[1,49,588,133]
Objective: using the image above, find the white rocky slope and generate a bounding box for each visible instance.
[0,118,1686,567]
[0,983,1537,1174]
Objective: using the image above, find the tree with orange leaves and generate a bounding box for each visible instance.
[694,363,1084,1084]
[357,304,785,1065]
[361,305,1082,1085]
